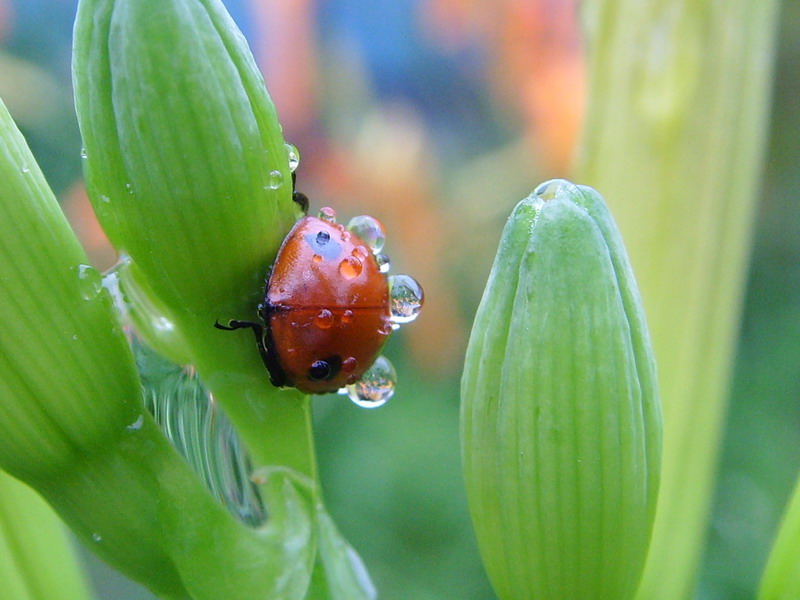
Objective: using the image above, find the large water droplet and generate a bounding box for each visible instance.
[345,355,396,408]
[347,215,386,253]
[318,206,337,223]
[388,274,424,324]
[285,142,300,173]
[339,256,363,279]
[375,253,391,273]
[268,170,284,190]
[134,336,266,526]
[76,264,103,300]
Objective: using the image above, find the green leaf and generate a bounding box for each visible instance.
[0,472,91,600]
[759,475,800,600]
[306,506,377,600]
[461,180,661,600]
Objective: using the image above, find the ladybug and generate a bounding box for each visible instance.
[217,167,422,399]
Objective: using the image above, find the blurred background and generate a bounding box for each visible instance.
[0,0,797,598]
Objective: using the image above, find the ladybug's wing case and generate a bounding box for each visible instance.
[263,217,391,394]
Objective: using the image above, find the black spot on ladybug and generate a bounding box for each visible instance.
[308,355,342,381]
[305,231,341,261]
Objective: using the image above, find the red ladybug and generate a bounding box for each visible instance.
[217,209,394,394]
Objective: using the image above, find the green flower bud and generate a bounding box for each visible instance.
[461,180,662,600]
[73,0,299,325]
[0,96,140,480]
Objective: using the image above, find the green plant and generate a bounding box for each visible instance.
[0,0,374,598]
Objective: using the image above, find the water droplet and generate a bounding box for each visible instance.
[268,170,284,190]
[339,256,363,279]
[99,194,111,204]
[319,207,337,223]
[72,334,78,341]
[76,264,103,300]
[378,322,393,336]
[352,245,369,261]
[127,414,144,430]
[312,253,323,263]
[342,356,358,373]
[285,142,300,172]
[316,230,331,245]
[341,309,354,324]
[388,274,424,324]
[92,533,102,542]
[20,165,29,174]
[125,183,134,194]
[375,253,391,273]
[347,215,385,253]
[346,356,396,408]
[315,309,334,329]
[340,228,351,242]
[80,148,88,159]
[533,179,570,202]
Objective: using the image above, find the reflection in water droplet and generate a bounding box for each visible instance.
[127,414,144,430]
[285,142,300,172]
[315,309,334,329]
[339,256,363,279]
[268,170,284,190]
[318,206,337,223]
[352,245,369,261]
[134,336,266,527]
[76,264,103,300]
[375,253,391,273]
[347,215,386,253]
[316,230,330,246]
[346,355,396,408]
[342,356,358,373]
[533,179,570,202]
[388,274,424,324]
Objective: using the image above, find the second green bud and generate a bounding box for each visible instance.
[461,179,662,600]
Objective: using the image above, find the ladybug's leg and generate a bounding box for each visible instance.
[214,319,287,388]
[291,172,309,214]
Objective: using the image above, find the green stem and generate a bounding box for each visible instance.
[577,1,781,597]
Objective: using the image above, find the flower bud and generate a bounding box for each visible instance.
[73,0,299,324]
[462,180,662,600]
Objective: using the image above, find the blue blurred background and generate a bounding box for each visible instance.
[0,1,797,598]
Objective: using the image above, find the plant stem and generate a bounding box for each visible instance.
[577,1,781,597]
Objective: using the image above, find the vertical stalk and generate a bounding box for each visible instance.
[577,1,780,597]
